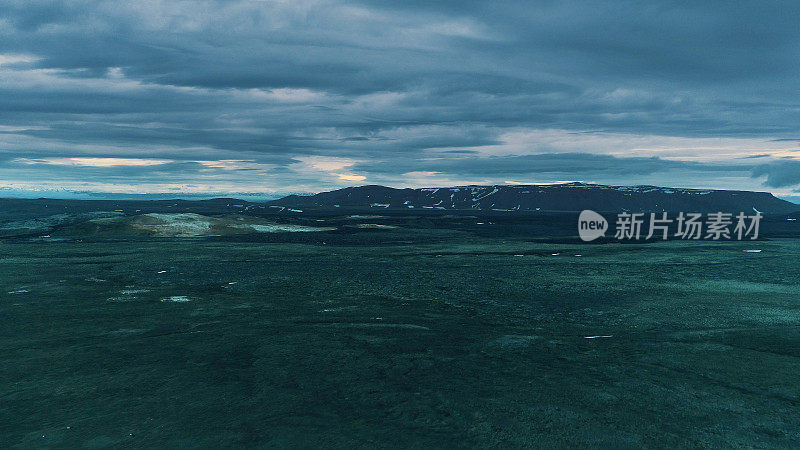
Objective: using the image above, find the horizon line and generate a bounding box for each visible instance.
[0,182,798,204]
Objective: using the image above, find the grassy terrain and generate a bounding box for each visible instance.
[1,225,800,448]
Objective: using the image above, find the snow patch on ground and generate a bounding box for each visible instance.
[161,296,192,303]
[354,223,397,229]
[133,213,212,237]
[128,213,336,236]
[240,224,336,233]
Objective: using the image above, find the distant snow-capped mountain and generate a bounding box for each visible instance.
[268,182,799,213]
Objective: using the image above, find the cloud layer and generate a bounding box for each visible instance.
[0,0,798,197]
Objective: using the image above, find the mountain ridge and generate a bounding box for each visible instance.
[267,182,799,214]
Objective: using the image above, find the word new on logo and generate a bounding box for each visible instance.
[578,210,609,242]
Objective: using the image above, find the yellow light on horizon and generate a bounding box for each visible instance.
[16,157,173,167]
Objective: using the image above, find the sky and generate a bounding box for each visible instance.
[0,0,799,200]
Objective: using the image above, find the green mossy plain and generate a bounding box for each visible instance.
[1,222,799,448]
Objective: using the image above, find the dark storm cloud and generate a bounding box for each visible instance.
[0,0,799,192]
[752,160,800,188]
[355,153,748,177]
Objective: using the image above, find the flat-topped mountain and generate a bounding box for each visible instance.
[269,182,799,214]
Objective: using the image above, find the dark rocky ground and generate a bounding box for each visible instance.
[1,212,800,448]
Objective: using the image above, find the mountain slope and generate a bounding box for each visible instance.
[268,183,799,214]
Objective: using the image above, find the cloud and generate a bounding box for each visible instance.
[0,1,798,194]
[15,157,173,167]
[336,173,366,181]
[355,153,748,177]
[752,160,800,188]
